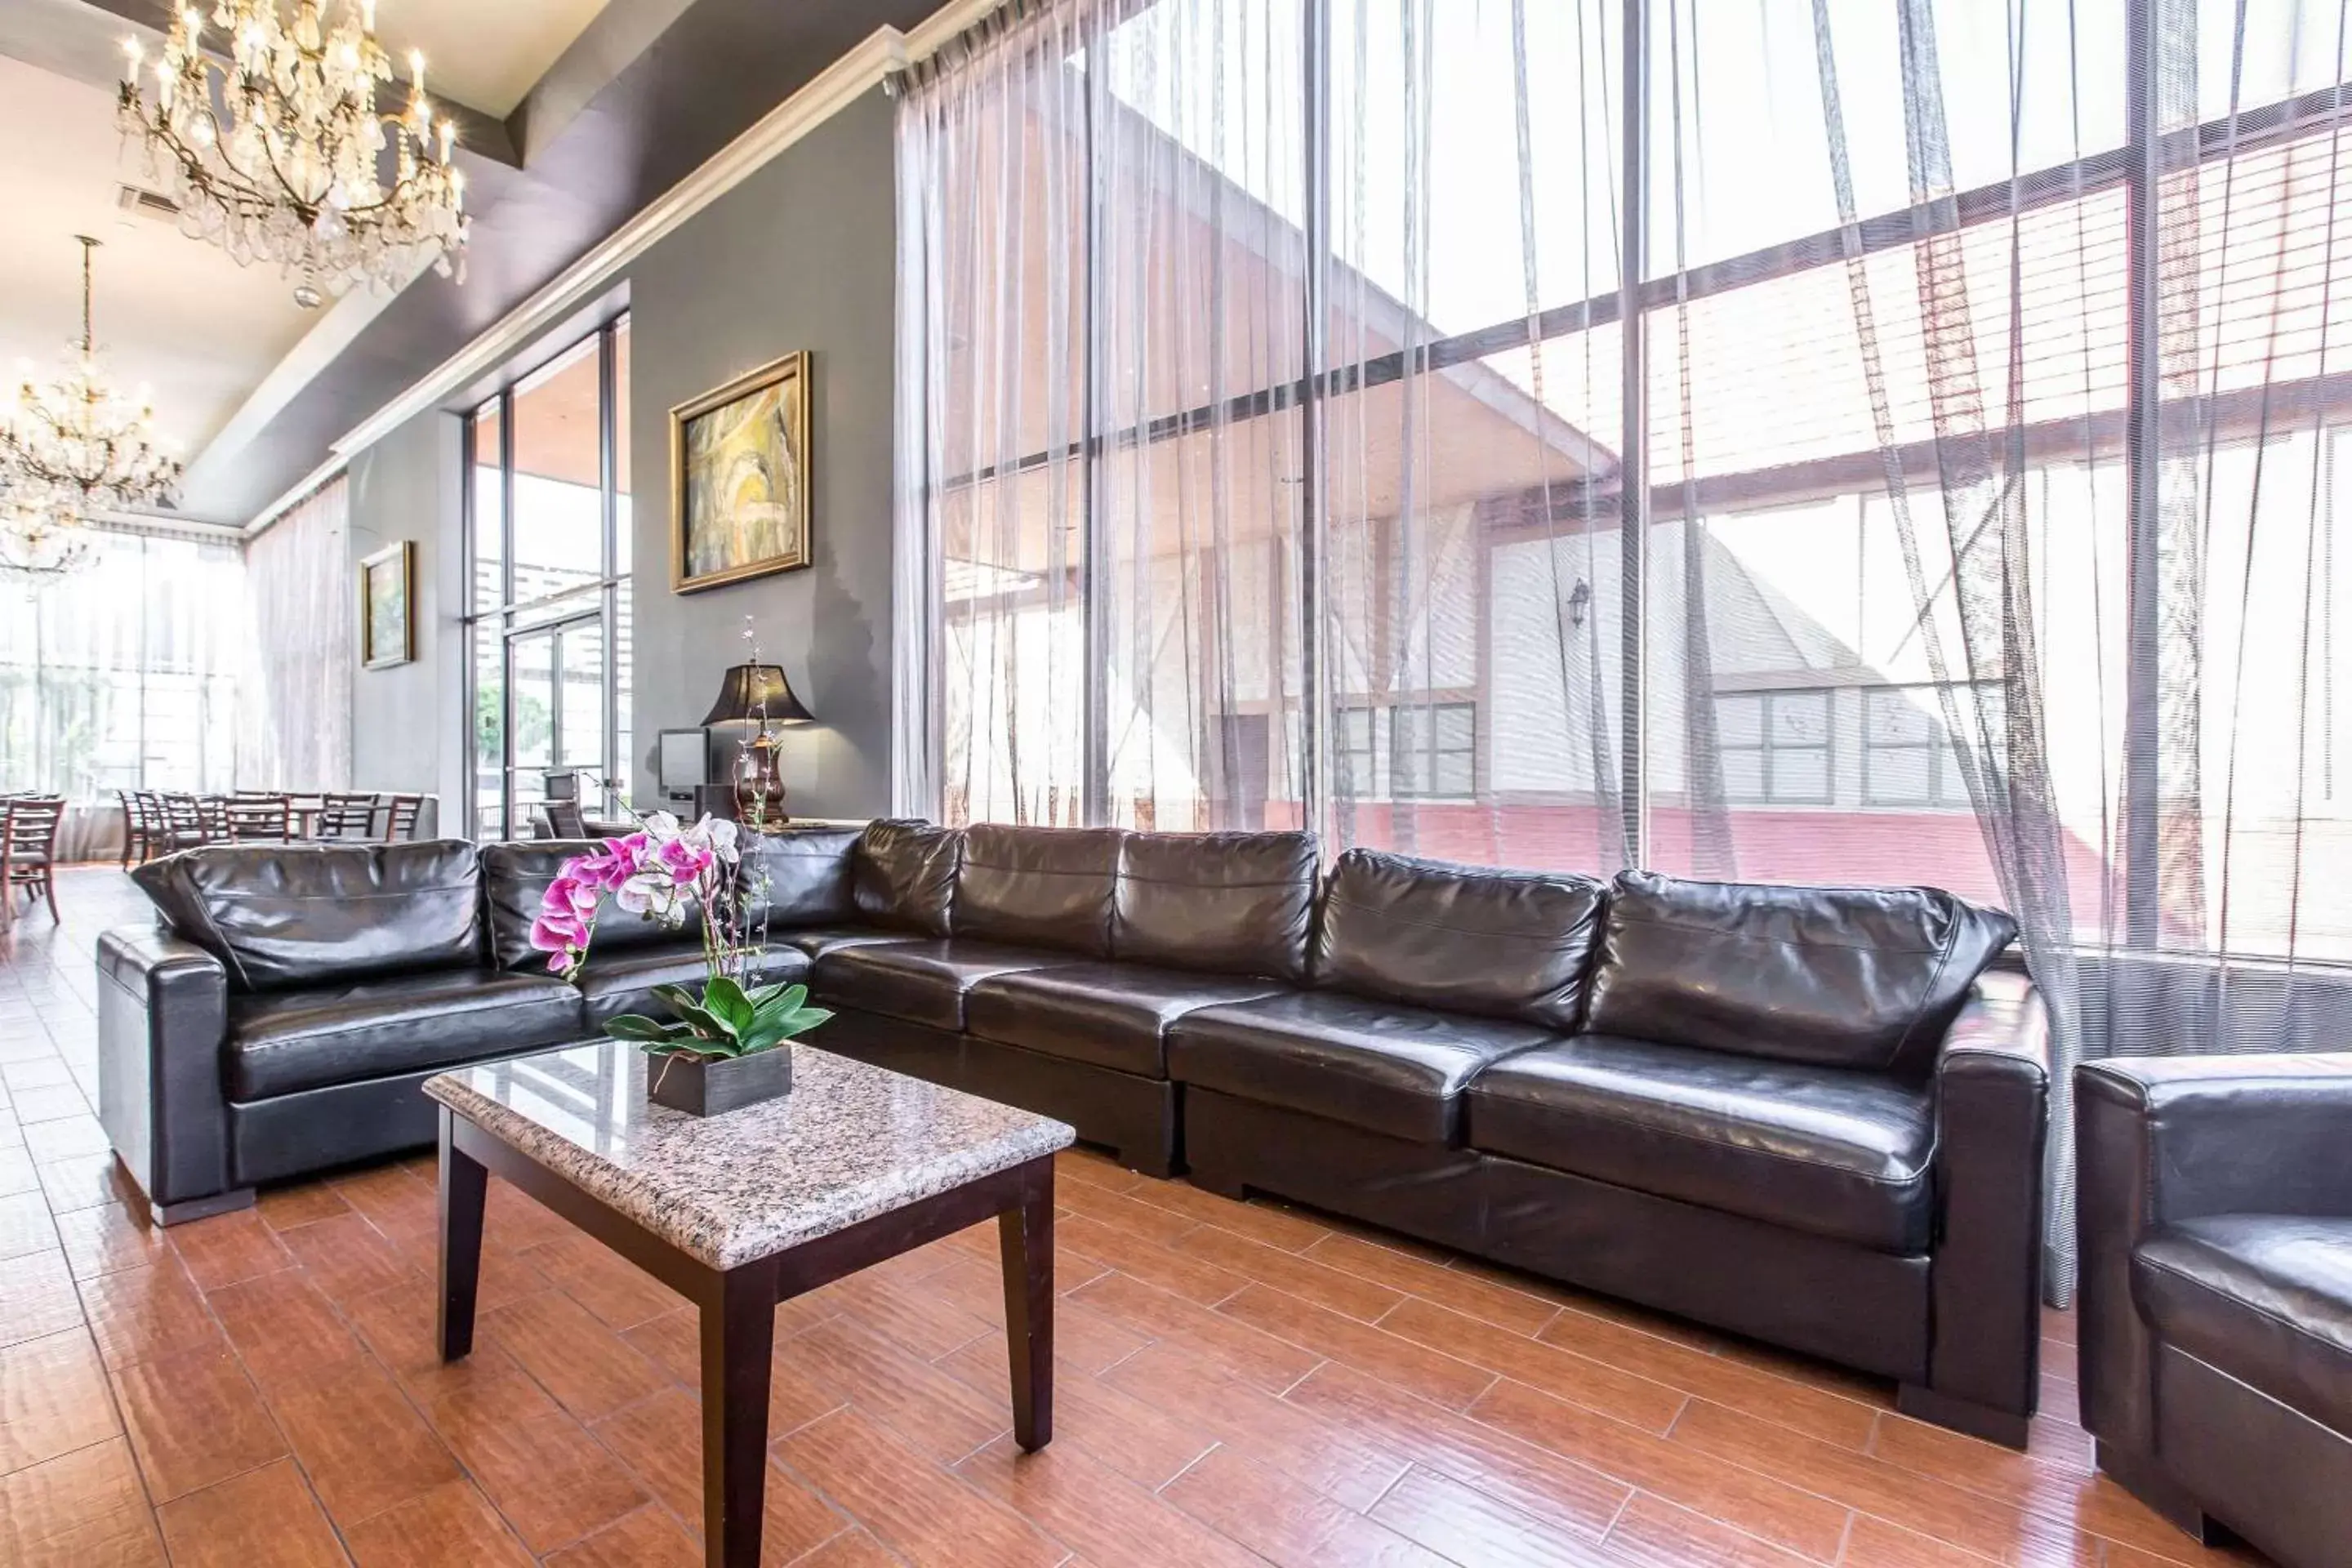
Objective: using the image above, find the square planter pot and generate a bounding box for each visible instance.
[644,1045,793,1116]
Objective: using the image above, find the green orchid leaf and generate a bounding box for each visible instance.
[604,1013,688,1042]
[665,996,737,1041]
[703,975,756,1033]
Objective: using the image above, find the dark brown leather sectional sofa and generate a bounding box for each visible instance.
[98,818,2048,1445]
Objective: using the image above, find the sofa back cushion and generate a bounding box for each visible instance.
[1311,849,1606,1029]
[742,828,862,928]
[1584,871,2018,1076]
[1115,830,1318,981]
[956,823,1125,956]
[852,820,962,936]
[133,840,487,992]
[478,840,701,971]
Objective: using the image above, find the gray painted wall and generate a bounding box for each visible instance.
[338,87,898,828]
[345,408,468,821]
[626,89,898,817]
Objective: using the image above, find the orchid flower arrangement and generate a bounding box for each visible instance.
[528,811,830,1061]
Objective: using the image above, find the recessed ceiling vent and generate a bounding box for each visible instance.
[114,185,181,223]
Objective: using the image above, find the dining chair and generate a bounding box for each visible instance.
[383,794,425,841]
[118,789,153,868]
[225,793,292,843]
[312,792,381,841]
[3,795,67,924]
[158,793,208,856]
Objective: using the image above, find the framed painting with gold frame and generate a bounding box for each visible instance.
[358,541,416,670]
[670,350,813,594]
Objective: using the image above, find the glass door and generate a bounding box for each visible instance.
[503,613,610,833]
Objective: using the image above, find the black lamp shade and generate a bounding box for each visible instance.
[699,662,814,726]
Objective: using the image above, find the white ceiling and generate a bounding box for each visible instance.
[372,0,614,118]
[0,54,314,482]
[0,2,617,520]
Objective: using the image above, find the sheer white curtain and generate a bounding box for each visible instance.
[897,0,1315,831]
[0,527,243,856]
[239,477,354,791]
[898,0,2352,1298]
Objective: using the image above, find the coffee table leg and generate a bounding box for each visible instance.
[702,1265,775,1568]
[437,1107,487,1362]
[998,1159,1054,1451]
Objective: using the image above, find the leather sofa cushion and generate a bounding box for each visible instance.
[1168,990,1557,1145]
[136,840,488,992]
[853,820,962,936]
[572,942,813,1029]
[782,925,912,960]
[965,962,1287,1077]
[481,840,696,970]
[226,969,582,1099]
[742,829,861,927]
[2134,1214,2352,1430]
[956,824,1124,956]
[1115,830,1317,981]
[1584,871,2018,1076]
[1466,1036,1937,1252]
[809,938,1067,1031]
[1312,849,1606,1030]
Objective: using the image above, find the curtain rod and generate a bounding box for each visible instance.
[887,0,1080,97]
[240,470,349,547]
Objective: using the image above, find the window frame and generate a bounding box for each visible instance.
[1860,682,2007,811]
[1334,699,1480,803]
[1713,688,1834,808]
[462,314,631,840]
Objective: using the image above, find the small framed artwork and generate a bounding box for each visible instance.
[670,350,813,594]
[359,541,416,670]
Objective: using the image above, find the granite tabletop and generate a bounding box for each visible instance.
[424,1041,1075,1270]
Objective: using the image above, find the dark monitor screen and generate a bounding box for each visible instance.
[657,728,707,792]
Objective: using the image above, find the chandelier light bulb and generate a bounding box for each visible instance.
[118,1,469,308]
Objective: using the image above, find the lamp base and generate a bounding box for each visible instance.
[731,736,791,831]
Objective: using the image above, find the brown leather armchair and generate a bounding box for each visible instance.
[2077,1054,2352,1568]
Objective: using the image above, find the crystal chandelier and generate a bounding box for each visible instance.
[0,501,98,585]
[118,2,468,308]
[0,238,183,537]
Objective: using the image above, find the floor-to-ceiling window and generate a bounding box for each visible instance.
[900,0,2352,959]
[0,529,243,799]
[465,316,633,839]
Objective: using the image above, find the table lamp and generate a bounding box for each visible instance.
[699,662,814,827]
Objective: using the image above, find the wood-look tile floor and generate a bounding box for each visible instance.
[0,867,2271,1567]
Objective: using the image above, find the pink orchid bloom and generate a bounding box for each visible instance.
[528,912,585,954]
[653,835,713,881]
[540,875,600,920]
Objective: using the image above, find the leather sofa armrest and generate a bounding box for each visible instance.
[2075,1051,2352,1451]
[1922,971,2051,1428]
[96,924,236,1216]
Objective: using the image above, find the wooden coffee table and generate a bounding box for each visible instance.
[425,1040,1074,1568]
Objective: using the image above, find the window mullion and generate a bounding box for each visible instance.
[2121,0,2165,947]
[1619,0,1650,867]
[1300,0,1333,853]
[1080,9,1109,828]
